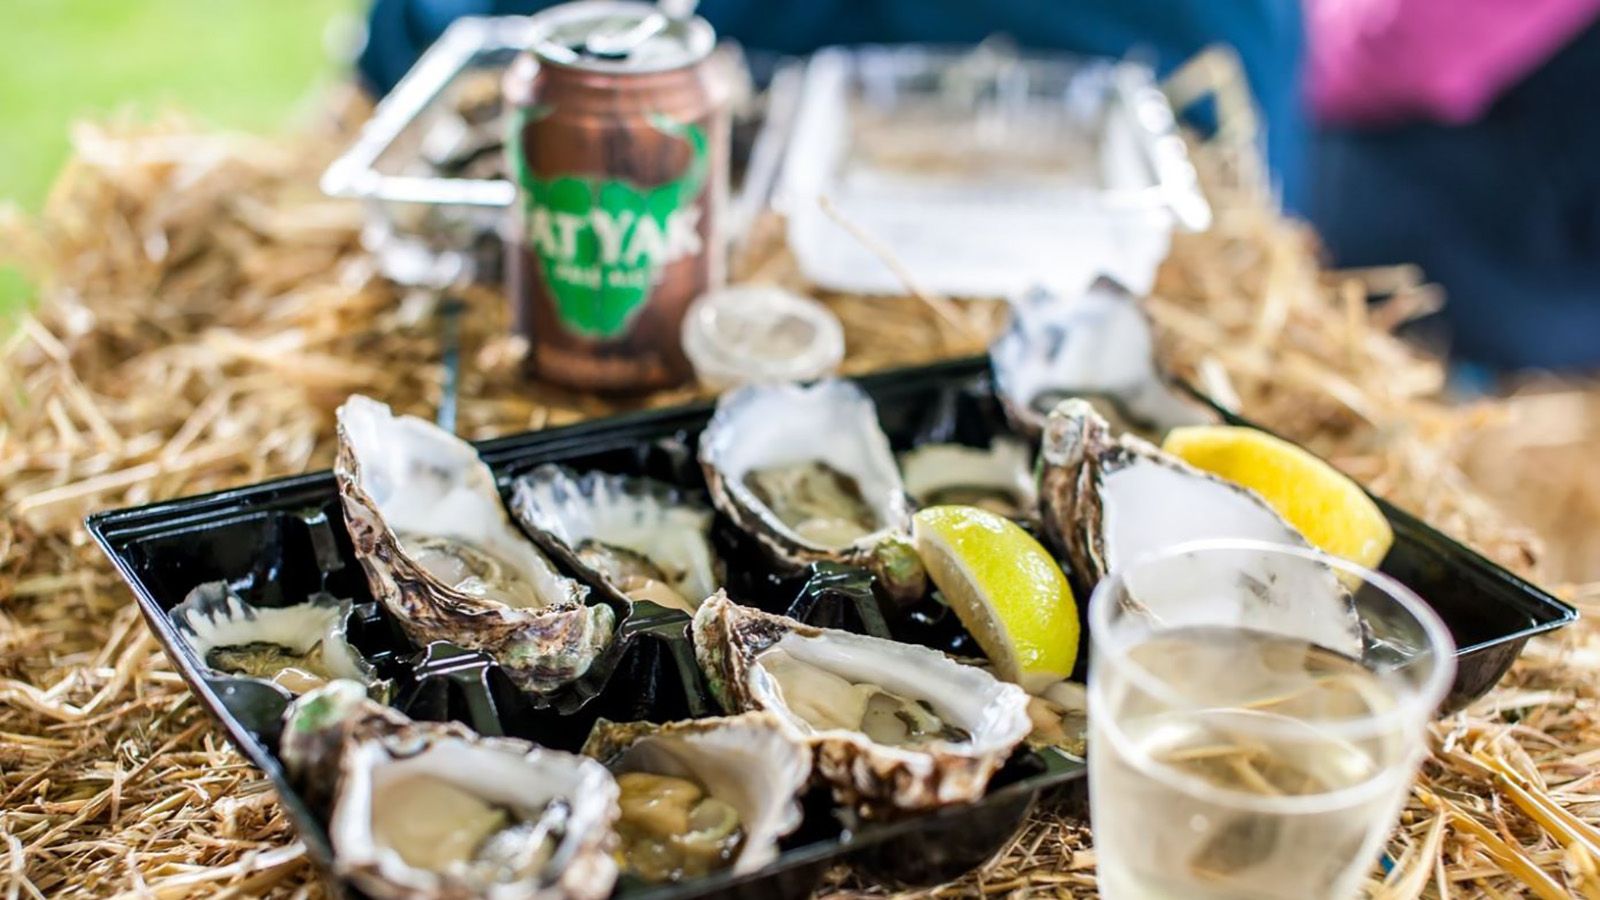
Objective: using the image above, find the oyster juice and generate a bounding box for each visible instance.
[207,643,334,693]
[576,540,695,613]
[169,582,387,699]
[371,774,564,881]
[615,772,744,882]
[761,647,971,747]
[511,464,720,614]
[1091,626,1407,900]
[743,460,878,548]
[899,439,1036,520]
[400,534,550,608]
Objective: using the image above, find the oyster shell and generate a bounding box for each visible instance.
[335,396,614,693]
[281,679,416,811]
[511,465,720,615]
[699,380,924,600]
[990,278,1214,438]
[899,438,1036,519]
[170,582,387,699]
[582,712,811,879]
[282,682,620,900]
[691,592,1031,812]
[1038,399,1361,656]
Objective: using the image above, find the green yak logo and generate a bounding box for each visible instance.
[510,112,708,339]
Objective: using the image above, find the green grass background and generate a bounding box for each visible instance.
[1,0,358,210]
[0,0,359,320]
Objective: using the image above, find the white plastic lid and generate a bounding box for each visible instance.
[681,284,846,391]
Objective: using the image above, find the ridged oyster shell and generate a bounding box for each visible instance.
[282,681,620,900]
[335,396,614,693]
[699,380,924,600]
[581,712,811,876]
[281,679,416,811]
[691,592,1031,813]
[1038,399,1361,656]
[991,278,1213,438]
[169,581,387,699]
[511,465,719,615]
[899,438,1037,519]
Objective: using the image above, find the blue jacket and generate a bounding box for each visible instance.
[357,0,1308,209]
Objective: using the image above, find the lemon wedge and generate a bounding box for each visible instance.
[1162,425,1394,570]
[912,505,1078,691]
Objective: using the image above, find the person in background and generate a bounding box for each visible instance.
[1305,0,1600,373]
[363,1,1600,374]
[357,0,1311,208]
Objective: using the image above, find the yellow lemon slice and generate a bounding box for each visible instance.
[1162,425,1394,570]
[912,505,1079,691]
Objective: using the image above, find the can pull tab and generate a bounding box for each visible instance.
[582,0,699,59]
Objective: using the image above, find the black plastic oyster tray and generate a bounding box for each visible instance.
[87,356,1576,900]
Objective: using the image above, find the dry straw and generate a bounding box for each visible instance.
[2,68,1598,896]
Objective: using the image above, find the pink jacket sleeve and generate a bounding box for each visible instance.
[1307,0,1600,125]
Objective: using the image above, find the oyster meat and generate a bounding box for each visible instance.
[512,465,719,615]
[699,380,924,599]
[692,592,1031,812]
[1038,399,1361,657]
[899,438,1037,519]
[283,682,619,900]
[990,278,1214,438]
[744,460,879,547]
[582,712,810,879]
[1025,679,1088,757]
[170,582,386,699]
[335,396,614,693]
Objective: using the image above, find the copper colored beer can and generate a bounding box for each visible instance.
[505,1,728,393]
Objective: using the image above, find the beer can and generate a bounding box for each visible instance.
[505,1,729,393]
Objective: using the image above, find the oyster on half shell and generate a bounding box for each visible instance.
[335,396,614,693]
[691,592,1031,813]
[990,278,1214,438]
[282,682,619,900]
[170,581,388,700]
[699,380,924,600]
[582,712,811,880]
[899,438,1037,519]
[512,465,720,616]
[1038,399,1361,657]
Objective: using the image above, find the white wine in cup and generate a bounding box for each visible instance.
[1088,539,1454,900]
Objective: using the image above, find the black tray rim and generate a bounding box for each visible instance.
[86,356,1109,898]
[87,354,1578,657]
[82,351,1580,895]
[89,515,1088,897]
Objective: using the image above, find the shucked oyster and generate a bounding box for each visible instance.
[512,465,720,615]
[335,396,614,693]
[1038,399,1361,657]
[282,682,619,900]
[991,278,1214,438]
[899,438,1037,519]
[170,581,387,699]
[582,712,811,881]
[699,380,925,600]
[692,592,1031,813]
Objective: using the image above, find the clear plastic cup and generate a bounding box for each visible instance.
[680,284,845,391]
[1088,539,1455,900]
